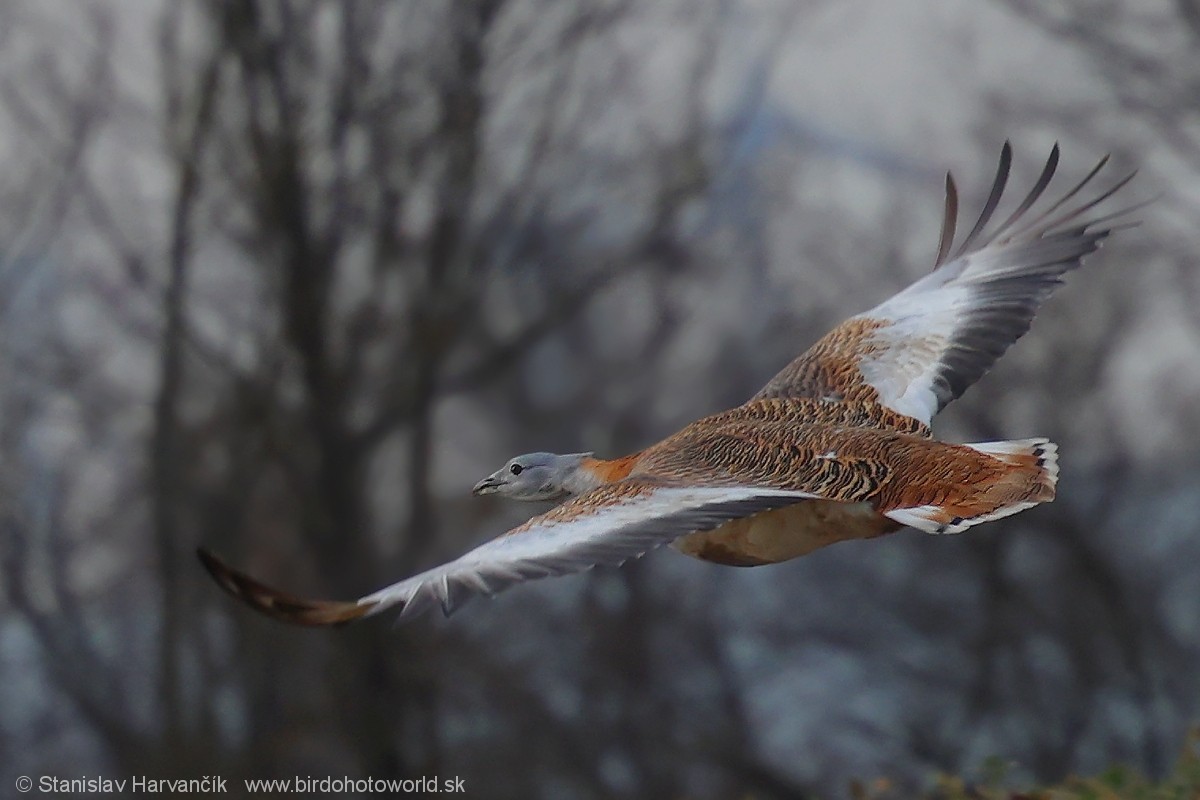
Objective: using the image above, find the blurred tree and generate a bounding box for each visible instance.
[0,0,813,795]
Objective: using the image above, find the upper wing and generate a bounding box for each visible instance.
[753,143,1140,427]
[197,481,816,626]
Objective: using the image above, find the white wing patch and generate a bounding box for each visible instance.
[358,485,817,619]
[852,288,971,424]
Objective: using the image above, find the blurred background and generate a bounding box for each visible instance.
[1,0,1198,797]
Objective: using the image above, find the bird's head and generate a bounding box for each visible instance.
[472,452,596,502]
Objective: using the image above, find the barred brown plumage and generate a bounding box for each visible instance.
[198,144,1138,626]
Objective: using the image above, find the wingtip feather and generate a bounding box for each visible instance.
[935,172,959,268]
[196,547,376,627]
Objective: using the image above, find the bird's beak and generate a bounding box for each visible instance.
[472,474,502,496]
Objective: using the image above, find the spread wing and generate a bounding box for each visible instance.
[197,481,816,626]
[753,143,1140,427]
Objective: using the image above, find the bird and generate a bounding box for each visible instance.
[198,143,1138,626]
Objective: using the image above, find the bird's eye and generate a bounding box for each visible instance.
[510,464,524,475]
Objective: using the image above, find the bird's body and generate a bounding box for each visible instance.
[567,397,1054,565]
[198,143,1137,626]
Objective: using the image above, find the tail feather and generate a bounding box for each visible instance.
[966,437,1059,498]
[885,438,1058,534]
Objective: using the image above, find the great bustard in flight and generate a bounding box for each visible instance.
[198,143,1138,625]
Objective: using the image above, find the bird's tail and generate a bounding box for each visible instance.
[885,438,1058,534]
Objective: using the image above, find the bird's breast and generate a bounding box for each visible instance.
[672,500,900,567]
